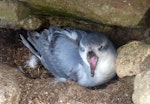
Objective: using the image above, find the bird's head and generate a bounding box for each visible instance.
[78,32,117,87]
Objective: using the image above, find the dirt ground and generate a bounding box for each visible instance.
[0,28,133,104]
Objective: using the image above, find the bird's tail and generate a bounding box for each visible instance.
[20,31,41,59]
[20,27,56,59]
[20,27,65,60]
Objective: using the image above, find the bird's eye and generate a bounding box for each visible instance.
[98,45,103,51]
[80,47,85,52]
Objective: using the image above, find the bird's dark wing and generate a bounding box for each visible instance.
[20,27,86,81]
[44,27,86,81]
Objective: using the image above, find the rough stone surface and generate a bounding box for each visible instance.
[19,0,150,27]
[0,0,150,29]
[19,16,42,30]
[132,71,150,104]
[0,1,18,22]
[0,63,21,104]
[116,41,150,78]
[0,0,41,30]
[0,0,20,29]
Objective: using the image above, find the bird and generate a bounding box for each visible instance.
[20,27,117,87]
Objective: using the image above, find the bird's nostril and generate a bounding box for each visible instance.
[88,51,95,57]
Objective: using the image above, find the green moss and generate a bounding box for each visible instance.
[0,1,18,22]
[17,2,31,20]
[18,0,150,27]
[19,0,100,24]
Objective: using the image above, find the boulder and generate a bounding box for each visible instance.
[132,71,150,104]
[116,41,150,78]
[0,0,150,29]
[19,0,150,27]
[0,63,21,104]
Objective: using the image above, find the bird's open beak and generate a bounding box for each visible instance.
[87,51,98,77]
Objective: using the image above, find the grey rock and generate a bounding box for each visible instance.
[0,63,20,104]
[132,71,150,104]
[19,16,42,30]
[0,1,20,29]
[116,41,150,78]
[0,0,150,29]
[19,0,150,27]
[0,1,41,30]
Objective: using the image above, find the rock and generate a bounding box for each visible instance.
[19,0,150,27]
[132,71,150,104]
[0,0,20,29]
[0,63,21,104]
[116,41,150,78]
[0,0,41,30]
[20,16,42,30]
[143,27,150,44]
[0,0,150,29]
